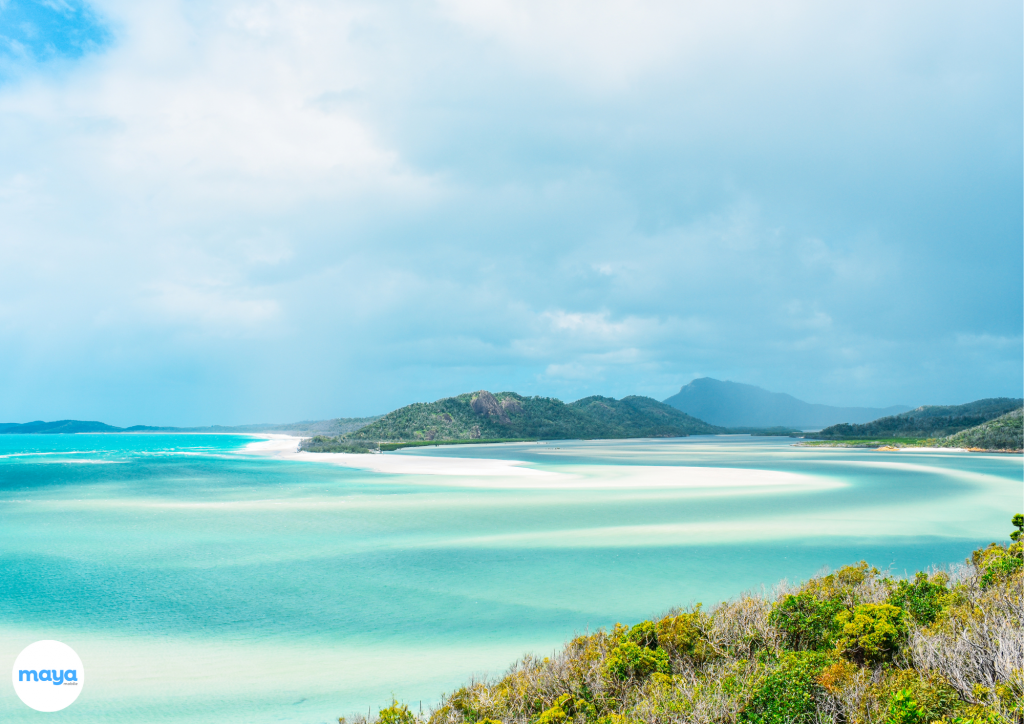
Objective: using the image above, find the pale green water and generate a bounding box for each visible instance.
[0,434,1019,722]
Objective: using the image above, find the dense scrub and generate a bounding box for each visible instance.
[299,436,373,453]
[813,399,1023,441]
[350,518,1024,724]
[938,410,1023,452]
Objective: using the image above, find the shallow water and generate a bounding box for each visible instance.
[0,434,1019,722]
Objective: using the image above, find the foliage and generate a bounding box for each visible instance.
[938,408,1024,451]
[361,517,1024,724]
[739,651,829,724]
[888,689,927,724]
[972,542,1024,588]
[378,700,416,724]
[768,592,844,651]
[605,622,671,681]
[656,606,719,665]
[378,439,537,451]
[834,604,907,665]
[309,390,723,446]
[811,398,1022,441]
[299,436,373,453]
[888,572,949,626]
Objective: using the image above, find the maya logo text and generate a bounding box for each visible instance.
[18,669,79,685]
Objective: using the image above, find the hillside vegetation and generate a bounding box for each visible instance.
[307,391,722,446]
[812,399,1023,441]
[354,517,1024,724]
[938,409,1023,451]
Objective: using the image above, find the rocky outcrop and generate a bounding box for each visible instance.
[471,391,509,424]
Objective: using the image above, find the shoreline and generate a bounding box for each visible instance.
[241,437,838,491]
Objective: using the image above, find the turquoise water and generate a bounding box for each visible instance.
[0,434,1019,722]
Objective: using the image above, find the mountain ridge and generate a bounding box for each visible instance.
[336,390,724,443]
[663,377,912,428]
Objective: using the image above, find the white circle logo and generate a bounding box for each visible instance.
[11,640,84,712]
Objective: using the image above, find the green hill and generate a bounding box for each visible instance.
[322,390,723,445]
[811,397,1023,440]
[938,408,1023,450]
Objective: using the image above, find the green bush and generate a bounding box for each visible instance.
[888,572,948,625]
[980,555,1022,588]
[606,623,670,681]
[888,689,926,724]
[378,700,415,724]
[740,651,829,724]
[835,604,906,665]
[657,607,718,664]
[769,592,844,651]
[535,695,570,724]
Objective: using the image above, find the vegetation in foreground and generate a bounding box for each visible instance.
[348,516,1024,724]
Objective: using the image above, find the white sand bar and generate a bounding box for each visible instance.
[242,437,831,490]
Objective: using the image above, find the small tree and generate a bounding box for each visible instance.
[1011,513,1023,542]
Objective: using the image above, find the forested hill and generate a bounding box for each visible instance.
[343,391,723,443]
[812,397,1023,440]
[938,408,1023,450]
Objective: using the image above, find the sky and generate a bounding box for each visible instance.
[0,0,1021,426]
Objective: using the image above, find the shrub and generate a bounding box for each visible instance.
[835,604,906,666]
[802,562,876,605]
[379,700,416,724]
[535,695,570,724]
[740,651,829,724]
[888,572,948,625]
[657,606,718,665]
[973,543,1024,588]
[605,641,670,681]
[888,689,926,724]
[769,592,845,651]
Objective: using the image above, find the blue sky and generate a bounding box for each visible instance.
[0,0,1021,426]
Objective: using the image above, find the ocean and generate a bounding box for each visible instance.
[0,433,1019,722]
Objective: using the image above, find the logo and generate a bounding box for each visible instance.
[12,640,84,712]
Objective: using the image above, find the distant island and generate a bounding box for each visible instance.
[301,391,723,452]
[803,398,1024,451]
[0,417,381,437]
[663,377,912,428]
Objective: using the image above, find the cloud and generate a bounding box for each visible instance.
[0,0,1019,424]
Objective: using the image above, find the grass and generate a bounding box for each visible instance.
[799,438,934,448]
[378,438,539,451]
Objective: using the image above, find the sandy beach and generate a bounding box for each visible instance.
[242,436,832,490]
